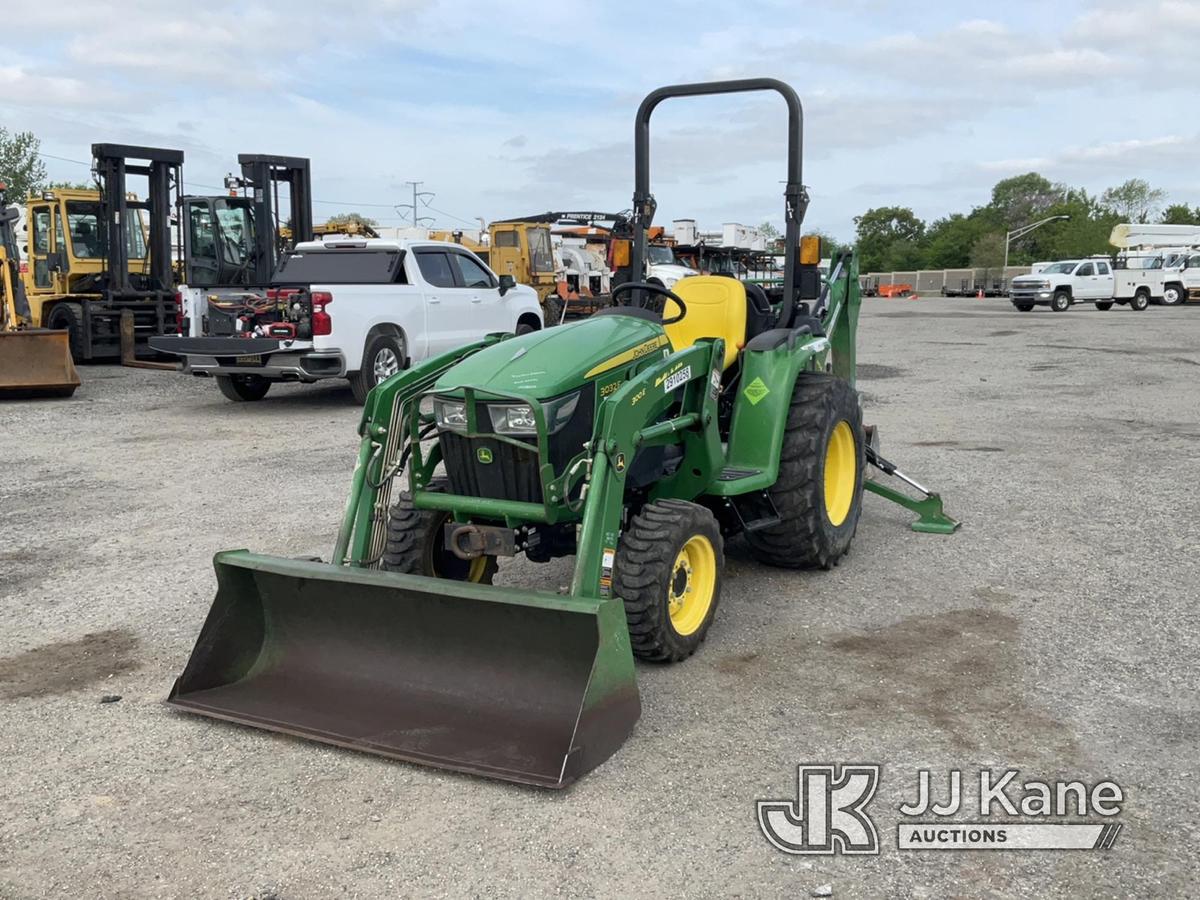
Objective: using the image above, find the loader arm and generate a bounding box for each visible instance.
[333,334,509,566]
[571,339,725,598]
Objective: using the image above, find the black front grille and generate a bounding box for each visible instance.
[439,387,595,505]
[441,433,543,503]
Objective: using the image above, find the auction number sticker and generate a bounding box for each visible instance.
[663,366,691,393]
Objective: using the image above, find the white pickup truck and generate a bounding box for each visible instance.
[150,239,543,402]
[1008,257,1151,313]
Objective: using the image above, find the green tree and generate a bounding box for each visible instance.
[922,213,989,268]
[1028,190,1117,261]
[1160,203,1200,225]
[853,206,924,271]
[757,221,780,241]
[1101,178,1166,223]
[0,127,48,200]
[969,232,1006,268]
[986,172,1065,230]
[324,212,379,228]
[47,180,94,191]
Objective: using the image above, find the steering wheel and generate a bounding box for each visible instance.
[610,281,688,325]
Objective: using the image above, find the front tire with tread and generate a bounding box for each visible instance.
[614,499,723,663]
[1050,291,1071,312]
[1162,284,1185,306]
[46,301,87,361]
[382,477,498,583]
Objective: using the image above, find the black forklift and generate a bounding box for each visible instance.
[27,144,183,361]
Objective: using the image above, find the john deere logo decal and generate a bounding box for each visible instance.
[744,377,770,406]
[476,447,494,464]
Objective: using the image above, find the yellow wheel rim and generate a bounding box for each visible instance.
[466,555,488,583]
[823,420,857,527]
[668,535,717,636]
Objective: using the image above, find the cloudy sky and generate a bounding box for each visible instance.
[3,0,1196,239]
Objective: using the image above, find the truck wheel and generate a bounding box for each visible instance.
[45,302,87,361]
[382,477,498,583]
[542,295,564,327]
[216,374,271,401]
[614,499,724,662]
[745,373,864,570]
[350,333,405,405]
[1050,291,1071,312]
[1013,303,1034,312]
[1130,289,1150,311]
[1162,284,1185,306]
[1095,301,1113,311]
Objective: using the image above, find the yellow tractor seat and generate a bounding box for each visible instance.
[663,276,747,370]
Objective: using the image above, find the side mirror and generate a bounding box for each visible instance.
[498,273,516,296]
[46,250,67,273]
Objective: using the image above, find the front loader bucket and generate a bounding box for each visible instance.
[0,330,80,398]
[168,551,641,788]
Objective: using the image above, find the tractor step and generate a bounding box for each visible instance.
[717,466,763,481]
[730,489,782,532]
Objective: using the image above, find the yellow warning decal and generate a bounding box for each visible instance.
[585,335,670,379]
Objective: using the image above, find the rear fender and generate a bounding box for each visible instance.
[713,340,826,494]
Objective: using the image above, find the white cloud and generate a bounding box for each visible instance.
[2,1,1198,239]
[981,135,1190,175]
[0,66,120,107]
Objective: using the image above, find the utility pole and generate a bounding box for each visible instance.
[396,180,435,228]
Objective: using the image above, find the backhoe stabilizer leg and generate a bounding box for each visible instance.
[864,444,960,534]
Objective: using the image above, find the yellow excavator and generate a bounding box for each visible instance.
[0,181,79,398]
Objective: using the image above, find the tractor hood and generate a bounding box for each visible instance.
[435,314,671,400]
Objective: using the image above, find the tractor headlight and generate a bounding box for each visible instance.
[488,391,580,436]
[434,398,468,431]
[489,403,537,434]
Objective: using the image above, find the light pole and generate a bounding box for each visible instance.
[1004,215,1070,268]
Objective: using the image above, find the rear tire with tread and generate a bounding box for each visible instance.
[216,374,271,401]
[542,295,563,327]
[614,499,723,663]
[745,373,864,570]
[351,332,405,405]
[1130,289,1149,311]
[1013,303,1034,312]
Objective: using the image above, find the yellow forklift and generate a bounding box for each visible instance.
[23,144,183,361]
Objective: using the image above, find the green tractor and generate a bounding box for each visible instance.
[168,79,958,788]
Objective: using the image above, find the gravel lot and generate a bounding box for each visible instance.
[1,296,1197,898]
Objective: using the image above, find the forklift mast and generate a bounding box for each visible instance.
[179,154,313,287]
[92,143,184,301]
[238,154,313,284]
